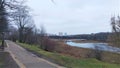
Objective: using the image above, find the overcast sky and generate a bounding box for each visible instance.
[27,0,120,35]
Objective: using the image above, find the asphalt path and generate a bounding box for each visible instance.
[5,40,63,68]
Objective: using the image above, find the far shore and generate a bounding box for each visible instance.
[72,40,104,43]
[51,39,105,43]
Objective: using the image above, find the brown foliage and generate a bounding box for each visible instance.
[39,38,89,58]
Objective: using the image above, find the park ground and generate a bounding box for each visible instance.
[0,40,120,68]
[0,52,19,68]
[18,41,120,68]
[0,41,19,68]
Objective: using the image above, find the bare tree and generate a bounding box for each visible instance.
[86,45,103,60]
[12,4,35,43]
[0,0,24,32]
[0,2,8,32]
[111,16,120,36]
[38,25,47,49]
[23,26,35,44]
[110,16,120,47]
[0,0,12,33]
[36,25,56,51]
[0,0,23,50]
[7,25,18,42]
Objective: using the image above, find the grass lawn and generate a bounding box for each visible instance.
[0,52,9,68]
[0,58,4,68]
[0,52,19,68]
[0,40,1,46]
[0,41,2,68]
[0,56,4,68]
[18,43,120,68]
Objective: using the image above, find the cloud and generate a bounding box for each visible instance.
[27,0,120,34]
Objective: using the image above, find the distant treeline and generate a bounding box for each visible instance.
[49,32,111,42]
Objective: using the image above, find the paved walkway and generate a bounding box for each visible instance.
[5,40,63,68]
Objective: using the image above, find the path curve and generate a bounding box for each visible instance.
[5,40,63,68]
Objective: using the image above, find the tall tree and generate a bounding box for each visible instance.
[38,25,46,49]
[0,0,8,32]
[0,0,21,50]
[12,4,35,43]
[0,0,25,34]
[110,16,120,47]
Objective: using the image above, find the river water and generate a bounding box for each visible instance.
[66,41,120,53]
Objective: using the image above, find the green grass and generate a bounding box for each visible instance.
[0,40,2,68]
[18,43,120,68]
[0,59,4,68]
[0,51,19,68]
[0,52,9,68]
[0,40,1,46]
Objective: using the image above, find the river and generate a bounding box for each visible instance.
[66,41,120,53]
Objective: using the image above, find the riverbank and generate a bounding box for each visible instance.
[67,41,120,54]
[72,40,103,43]
[71,39,120,48]
[18,42,120,68]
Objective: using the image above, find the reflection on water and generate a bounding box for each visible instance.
[66,42,120,53]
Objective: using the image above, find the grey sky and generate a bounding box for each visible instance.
[27,0,120,35]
